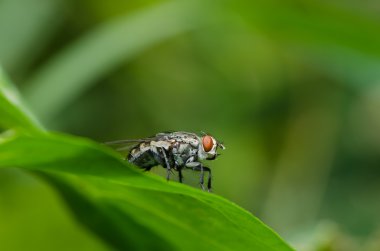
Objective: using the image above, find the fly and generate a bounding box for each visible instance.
[106,131,225,191]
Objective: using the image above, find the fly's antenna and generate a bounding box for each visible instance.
[218,141,226,150]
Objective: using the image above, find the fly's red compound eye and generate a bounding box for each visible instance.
[202,135,213,152]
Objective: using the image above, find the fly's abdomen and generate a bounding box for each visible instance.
[128,146,159,170]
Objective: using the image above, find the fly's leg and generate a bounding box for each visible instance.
[185,162,212,191]
[178,168,183,183]
[173,154,184,183]
[199,166,212,192]
[185,162,204,190]
[200,165,204,190]
[160,147,171,181]
[205,167,212,192]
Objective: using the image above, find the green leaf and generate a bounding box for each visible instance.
[0,60,292,250]
[0,67,44,134]
[0,133,294,251]
[0,169,110,251]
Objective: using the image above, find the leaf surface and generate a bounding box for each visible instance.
[0,133,294,251]
[0,66,293,250]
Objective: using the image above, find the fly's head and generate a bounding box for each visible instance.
[198,134,225,160]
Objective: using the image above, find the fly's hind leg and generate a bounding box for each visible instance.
[160,147,171,181]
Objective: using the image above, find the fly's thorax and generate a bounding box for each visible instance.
[174,142,192,155]
[171,141,199,166]
[169,132,199,148]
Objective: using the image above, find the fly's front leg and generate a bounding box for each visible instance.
[205,166,212,191]
[185,161,211,191]
[199,166,212,192]
[160,147,171,181]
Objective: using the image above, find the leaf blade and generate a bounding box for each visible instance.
[0,67,45,134]
[0,133,294,251]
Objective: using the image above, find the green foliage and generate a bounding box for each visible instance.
[0,69,294,250]
[24,1,199,123]
[2,0,380,249]
[0,69,44,134]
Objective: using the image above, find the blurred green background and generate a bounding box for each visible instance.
[1,0,380,250]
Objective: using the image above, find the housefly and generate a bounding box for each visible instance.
[106,131,225,191]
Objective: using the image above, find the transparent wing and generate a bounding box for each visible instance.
[104,132,174,152]
[104,137,155,152]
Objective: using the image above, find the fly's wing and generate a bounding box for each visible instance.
[104,132,165,149]
[104,138,152,153]
[105,132,174,154]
